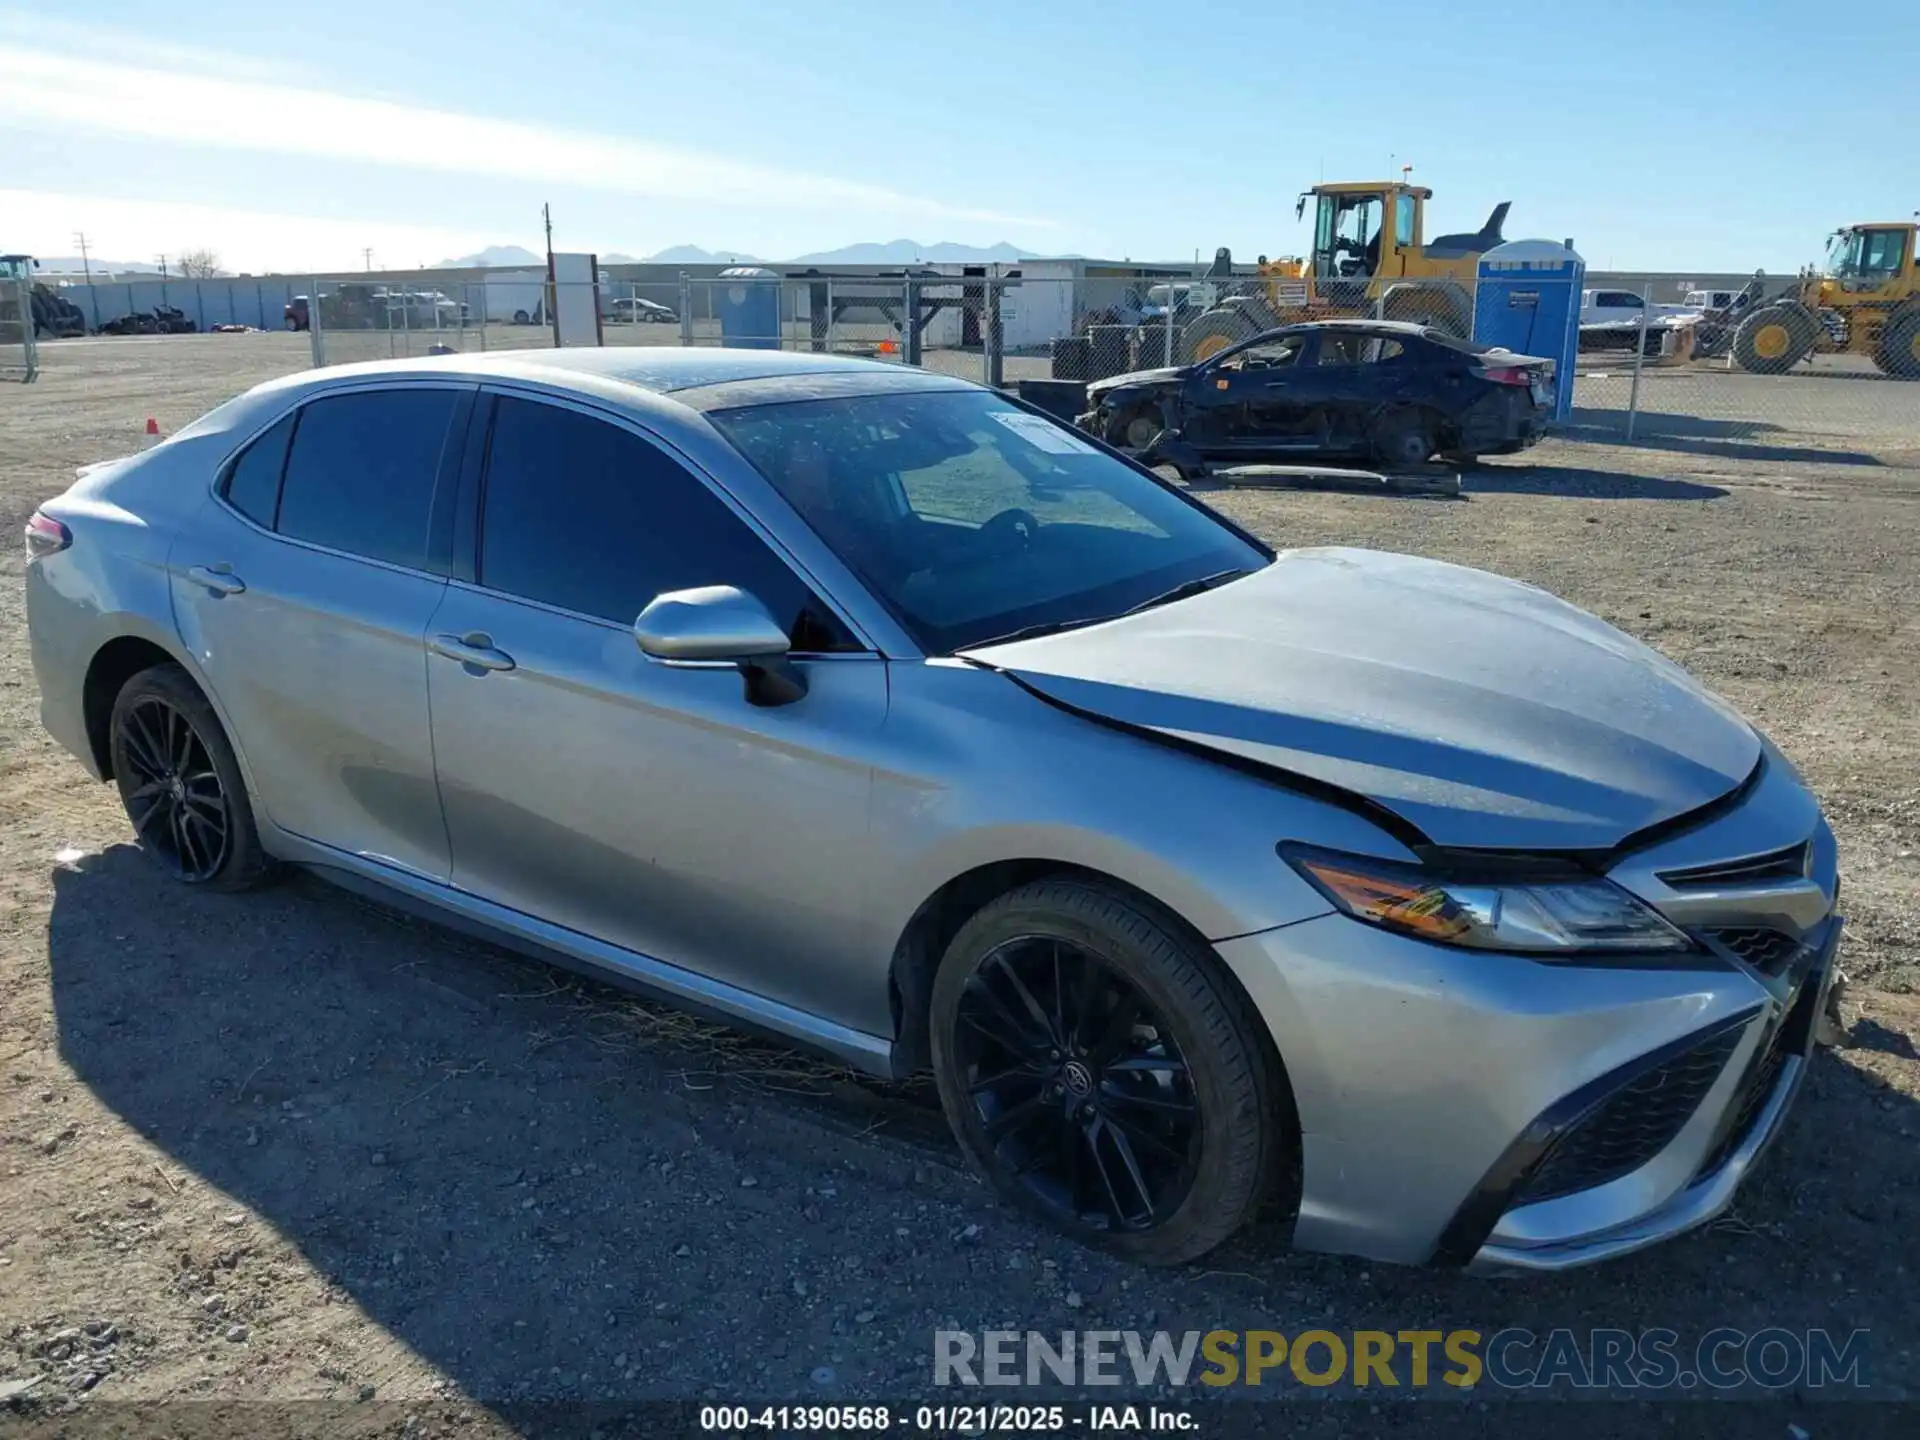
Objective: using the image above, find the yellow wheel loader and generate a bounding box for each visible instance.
[1734,223,1920,378]
[1178,181,1510,363]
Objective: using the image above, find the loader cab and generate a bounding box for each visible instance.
[1823,226,1914,291]
[1299,185,1425,282]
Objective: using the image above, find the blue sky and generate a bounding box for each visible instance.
[4,0,1915,274]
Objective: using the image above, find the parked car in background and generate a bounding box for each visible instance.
[1579,289,1699,356]
[1580,289,1692,328]
[284,289,465,333]
[1079,319,1553,470]
[1682,288,1753,316]
[607,297,677,324]
[26,347,1841,1273]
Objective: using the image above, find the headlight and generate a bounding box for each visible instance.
[1282,845,1694,955]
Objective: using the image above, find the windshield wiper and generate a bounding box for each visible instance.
[1120,567,1253,617]
[963,568,1254,651]
[959,617,1104,651]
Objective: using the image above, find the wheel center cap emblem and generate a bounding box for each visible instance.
[1062,1061,1094,1097]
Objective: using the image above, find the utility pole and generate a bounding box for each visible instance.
[543,202,558,345]
[155,254,169,306]
[363,247,374,272]
[73,231,99,329]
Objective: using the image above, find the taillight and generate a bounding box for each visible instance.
[1476,365,1534,386]
[26,511,71,560]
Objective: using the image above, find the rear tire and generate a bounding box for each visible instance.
[1180,308,1259,364]
[1371,407,1435,468]
[1381,286,1467,337]
[1871,310,1920,379]
[109,664,277,891]
[1733,306,1816,374]
[929,877,1282,1265]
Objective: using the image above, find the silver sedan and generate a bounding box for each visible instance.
[25,347,1842,1270]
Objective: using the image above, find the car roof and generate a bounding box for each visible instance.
[261,346,976,412]
[1275,318,1433,334]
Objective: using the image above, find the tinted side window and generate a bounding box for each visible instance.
[221,413,296,528]
[478,396,855,649]
[277,389,458,568]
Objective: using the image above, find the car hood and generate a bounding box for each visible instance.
[1087,366,1188,397]
[967,548,1760,851]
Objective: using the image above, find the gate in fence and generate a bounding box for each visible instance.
[0,261,40,383]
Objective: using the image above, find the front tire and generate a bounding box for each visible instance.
[1106,403,1163,452]
[929,877,1281,1265]
[1733,305,1816,374]
[109,664,276,890]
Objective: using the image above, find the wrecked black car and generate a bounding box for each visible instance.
[1078,319,1554,473]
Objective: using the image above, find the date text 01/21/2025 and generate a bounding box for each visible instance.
[698,1404,1199,1432]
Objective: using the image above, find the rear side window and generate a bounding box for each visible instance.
[477,396,855,648]
[276,389,458,568]
[221,413,295,527]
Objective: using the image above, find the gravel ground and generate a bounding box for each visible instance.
[1,334,1916,1437]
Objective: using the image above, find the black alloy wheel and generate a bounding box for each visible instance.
[930,878,1284,1264]
[953,935,1203,1234]
[114,695,231,882]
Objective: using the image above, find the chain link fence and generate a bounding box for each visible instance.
[35,259,1920,455]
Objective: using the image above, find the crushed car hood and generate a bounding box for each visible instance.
[1087,366,1188,396]
[968,548,1760,851]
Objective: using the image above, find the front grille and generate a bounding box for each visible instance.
[1658,842,1809,890]
[1705,926,1804,977]
[1518,1027,1743,1205]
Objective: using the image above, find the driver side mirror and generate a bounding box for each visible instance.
[633,586,807,707]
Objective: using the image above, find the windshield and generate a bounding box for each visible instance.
[1314,193,1383,279]
[1826,228,1908,280]
[708,389,1268,654]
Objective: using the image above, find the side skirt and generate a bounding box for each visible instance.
[270,831,900,1079]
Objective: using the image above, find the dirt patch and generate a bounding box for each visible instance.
[1,336,1916,1431]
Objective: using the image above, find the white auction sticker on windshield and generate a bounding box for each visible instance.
[990,410,1098,455]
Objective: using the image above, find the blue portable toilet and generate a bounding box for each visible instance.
[1472,240,1583,422]
[717,266,781,350]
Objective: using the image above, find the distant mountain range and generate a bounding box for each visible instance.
[34,257,168,275]
[788,240,1032,265]
[434,240,1043,268]
[434,244,546,268]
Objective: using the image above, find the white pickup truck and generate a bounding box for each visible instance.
[1580,289,1692,327]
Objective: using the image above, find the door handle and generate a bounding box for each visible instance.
[186,564,246,596]
[429,632,516,672]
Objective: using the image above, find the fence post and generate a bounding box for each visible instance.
[825,277,835,354]
[1624,283,1651,441]
[678,273,693,347]
[903,275,922,366]
[308,279,326,368]
[985,278,1004,388]
[1163,277,1175,367]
